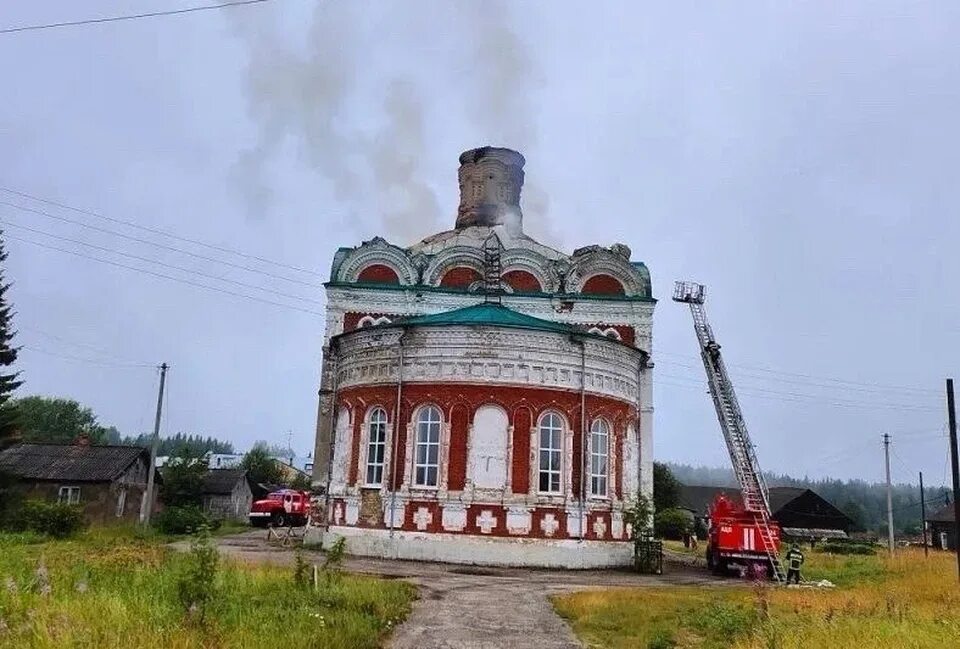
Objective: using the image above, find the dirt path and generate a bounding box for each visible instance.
[184,531,725,649]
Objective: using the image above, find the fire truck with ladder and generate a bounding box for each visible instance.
[673,282,786,582]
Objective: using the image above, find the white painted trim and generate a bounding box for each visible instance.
[311,526,633,568]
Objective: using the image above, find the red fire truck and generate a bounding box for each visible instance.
[705,493,782,578]
[674,282,787,583]
[248,489,311,528]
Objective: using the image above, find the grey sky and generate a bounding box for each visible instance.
[1,1,958,486]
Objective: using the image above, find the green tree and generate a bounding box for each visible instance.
[241,443,283,486]
[653,462,682,512]
[654,508,694,540]
[0,233,22,446]
[14,396,107,444]
[160,450,208,508]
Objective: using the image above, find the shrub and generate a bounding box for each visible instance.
[8,500,86,538]
[821,542,876,555]
[153,506,211,535]
[648,629,677,649]
[177,526,219,624]
[654,508,693,540]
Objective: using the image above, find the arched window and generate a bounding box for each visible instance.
[364,407,388,486]
[589,419,610,497]
[414,406,442,487]
[538,411,564,494]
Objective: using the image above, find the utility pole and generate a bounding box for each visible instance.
[946,378,960,581]
[919,471,928,557]
[883,433,894,554]
[141,363,168,526]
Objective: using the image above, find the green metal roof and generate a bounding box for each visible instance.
[391,302,576,334]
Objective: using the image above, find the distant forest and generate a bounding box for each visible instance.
[666,462,953,537]
[105,431,235,457]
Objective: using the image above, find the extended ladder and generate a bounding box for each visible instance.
[673,281,786,583]
[483,233,503,303]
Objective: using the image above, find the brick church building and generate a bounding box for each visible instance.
[308,146,655,567]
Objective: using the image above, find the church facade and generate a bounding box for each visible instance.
[308,147,655,567]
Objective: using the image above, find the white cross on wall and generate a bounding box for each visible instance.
[541,513,559,537]
[413,506,433,531]
[593,517,607,539]
[476,510,498,534]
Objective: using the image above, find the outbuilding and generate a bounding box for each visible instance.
[201,468,254,522]
[0,439,156,524]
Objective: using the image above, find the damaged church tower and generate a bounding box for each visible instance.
[309,146,655,568]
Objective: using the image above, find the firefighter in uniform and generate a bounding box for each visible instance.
[785,543,804,584]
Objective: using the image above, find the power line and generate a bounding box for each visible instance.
[0,187,322,277]
[22,345,155,369]
[657,372,938,411]
[656,378,938,412]
[8,234,324,317]
[658,357,940,397]
[0,200,319,289]
[0,0,276,35]
[1,219,325,306]
[655,349,940,394]
[20,324,154,366]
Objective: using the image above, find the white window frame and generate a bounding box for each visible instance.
[537,412,564,495]
[413,406,442,488]
[589,418,610,497]
[364,407,388,487]
[58,486,81,505]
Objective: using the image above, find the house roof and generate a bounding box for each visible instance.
[678,485,811,516]
[0,443,148,482]
[202,469,249,496]
[926,503,956,523]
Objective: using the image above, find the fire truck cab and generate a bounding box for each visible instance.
[706,493,782,579]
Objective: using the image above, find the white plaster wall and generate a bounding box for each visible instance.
[311,526,634,569]
[329,407,352,493]
[467,405,509,490]
[335,326,646,404]
[623,423,640,500]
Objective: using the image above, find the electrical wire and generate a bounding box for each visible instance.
[654,349,940,395]
[658,357,940,397]
[1,219,325,306]
[19,324,154,366]
[656,373,938,411]
[0,186,322,277]
[8,234,325,317]
[22,344,155,369]
[0,201,319,289]
[0,0,277,35]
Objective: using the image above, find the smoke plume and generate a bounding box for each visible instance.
[232,1,548,245]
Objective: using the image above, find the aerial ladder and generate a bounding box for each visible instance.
[673,281,786,583]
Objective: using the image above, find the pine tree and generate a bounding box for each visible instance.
[0,231,22,444]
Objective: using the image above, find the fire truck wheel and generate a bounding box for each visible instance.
[272,511,287,528]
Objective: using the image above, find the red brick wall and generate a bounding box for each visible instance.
[337,383,637,498]
[348,413,363,486]
[502,270,542,293]
[343,312,395,332]
[511,406,532,494]
[447,404,469,491]
[357,264,400,284]
[582,274,626,295]
[439,266,481,288]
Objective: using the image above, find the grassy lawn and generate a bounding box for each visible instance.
[553,548,960,649]
[0,527,415,649]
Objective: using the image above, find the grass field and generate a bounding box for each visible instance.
[0,527,415,649]
[553,548,960,649]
